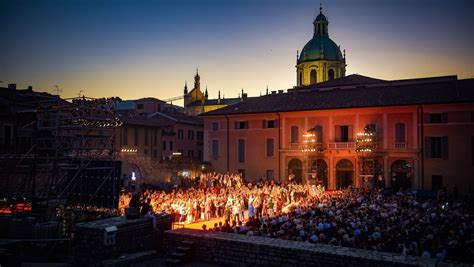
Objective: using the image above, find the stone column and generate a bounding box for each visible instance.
[355,157,360,188]
[413,158,419,188]
[384,157,390,188]
[329,157,334,190]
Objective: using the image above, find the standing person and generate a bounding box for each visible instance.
[205,197,211,220]
[232,199,240,222]
[140,198,152,217]
[193,199,199,222]
[262,196,268,217]
[248,195,255,219]
[239,196,245,221]
[224,199,232,222]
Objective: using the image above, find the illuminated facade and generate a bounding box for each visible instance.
[296,6,346,86]
[201,75,474,195]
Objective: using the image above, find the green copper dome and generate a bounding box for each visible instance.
[315,13,327,22]
[298,7,343,64]
[298,35,343,63]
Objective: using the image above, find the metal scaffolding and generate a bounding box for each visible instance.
[6,96,122,218]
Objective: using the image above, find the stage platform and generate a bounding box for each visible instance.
[172,211,248,230]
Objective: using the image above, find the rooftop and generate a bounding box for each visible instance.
[200,75,474,116]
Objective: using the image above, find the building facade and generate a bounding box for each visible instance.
[201,75,474,195]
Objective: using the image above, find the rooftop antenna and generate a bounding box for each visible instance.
[77,90,84,97]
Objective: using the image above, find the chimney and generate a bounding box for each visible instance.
[8,84,16,90]
[242,93,248,100]
[271,91,276,94]
[28,86,33,90]
[278,90,284,94]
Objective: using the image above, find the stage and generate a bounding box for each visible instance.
[172,211,248,230]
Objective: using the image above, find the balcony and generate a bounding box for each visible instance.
[394,142,406,149]
[290,143,300,149]
[328,142,355,150]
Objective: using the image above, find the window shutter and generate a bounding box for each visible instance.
[335,126,341,142]
[274,120,279,128]
[235,121,238,129]
[348,125,353,141]
[245,121,249,129]
[424,137,431,158]
[441,113,448,123]
[262,120,266,129]
[442,136,448,159]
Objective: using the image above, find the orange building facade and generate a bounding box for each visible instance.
[202,75,474,195]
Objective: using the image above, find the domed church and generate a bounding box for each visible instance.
[296,6,346,86]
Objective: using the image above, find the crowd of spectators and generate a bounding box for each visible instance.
[120,172,473,263]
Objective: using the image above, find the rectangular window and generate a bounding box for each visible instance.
[266,138,274,157]
[314,125,323,143]
[123,127,128,146]
[178,129,184,139]
[170,141,174,151]
[188,150,194,158]
[134,127,139,145]
[188,130,194,140]
[336,125,350,142]
[432,175,443,191]
[395,123,406,142]
[137,103,144,109]
[144,149,148,155]
[144,129,149,146]
[266,170,274,180]
[263,120,276,128]
[153,129,158,146]
[238,139,245,162]
[178,149,183,156]
[425,136,448,159]
[212,140,219,157]
[429,113,448,123]
[162,141,166,151]
[3,125,12,146]
[212,122,219,131]
[198,150,202,160]
[235,121,249,129]
[153,149,157,158]
[291,126,299,143]
[197,131,203,140]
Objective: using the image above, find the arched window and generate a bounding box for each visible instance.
[299,72,303,86]
[310,69,317,84]
[328,69,335,80]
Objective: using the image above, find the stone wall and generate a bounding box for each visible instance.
[165,229,439,267]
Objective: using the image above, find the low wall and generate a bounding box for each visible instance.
[165,229,438,267]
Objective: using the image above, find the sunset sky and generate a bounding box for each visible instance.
[1,0,473,104]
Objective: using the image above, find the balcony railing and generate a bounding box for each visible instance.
[395,142,406,149]
[290,143,300,149]
[328,142,355,149]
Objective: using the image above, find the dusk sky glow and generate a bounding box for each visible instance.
[1,0,473,104]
